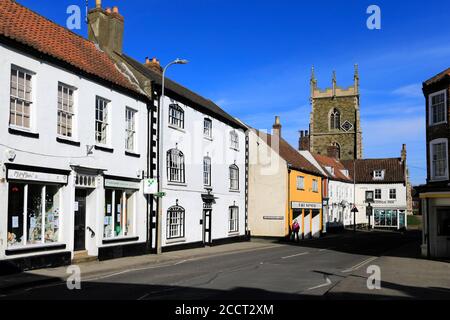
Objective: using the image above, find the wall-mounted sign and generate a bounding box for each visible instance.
[263,216,284,221]
[143,178,158,194]
[291,202,322,210]
[105,179,140,190]
[8,170,68,184]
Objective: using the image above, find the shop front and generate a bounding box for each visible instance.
[373,208,407,229]
[291,202,322,239]
[1,164,72,271]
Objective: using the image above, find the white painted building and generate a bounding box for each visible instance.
[120,56,248,251]
[0,0,152,271]
[343,157,409,230]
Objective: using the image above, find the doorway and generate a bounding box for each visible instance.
[202,205,212,246]
[74,189,87,251]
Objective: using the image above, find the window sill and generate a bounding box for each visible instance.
[230,147,240,152]
[429,121,447,127]
[167,182,188,187]
[229,189,241,193]
[56,137,81,147]
[430,177,448,182]
[5,243,66,256]
[125,151,141,158]
[95,145,114,153]
[203,136,214,142]
[166,238,186,245]
[8,127,39,139]
[102,236,139,245]
[168,124,186,133]
[228,232,240,237]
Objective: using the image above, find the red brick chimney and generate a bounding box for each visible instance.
[299,130,310,151]
[145,57,163,73]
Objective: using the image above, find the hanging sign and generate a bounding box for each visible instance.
[143,178,158,194]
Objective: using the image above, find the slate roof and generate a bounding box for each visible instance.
[255,130,324,177]
[120,54,247,130]
[312,153,353,182]
[341,158,406,184]
[0,0,141,95]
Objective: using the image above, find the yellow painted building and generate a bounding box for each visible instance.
[248,117,325,239]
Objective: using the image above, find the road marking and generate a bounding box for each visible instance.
[281,252,309,260]
[342,257,378,273]
[307,276,332,291]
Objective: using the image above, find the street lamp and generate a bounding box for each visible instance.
[157,58,189,255]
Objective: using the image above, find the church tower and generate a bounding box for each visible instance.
[301,65,363,160]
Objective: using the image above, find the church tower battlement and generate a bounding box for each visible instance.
[300,65,363,160]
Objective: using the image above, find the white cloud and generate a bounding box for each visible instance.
[392,83,423,98]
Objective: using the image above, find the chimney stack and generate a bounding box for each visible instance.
[145,57,163,73]
[273,116,282,137]
[88,2,124,54]
[299,130,310,151]
[401,144,407,163]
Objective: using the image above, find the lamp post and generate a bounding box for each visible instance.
[156,58,189,255]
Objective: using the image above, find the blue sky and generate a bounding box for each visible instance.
[16,0,450,185]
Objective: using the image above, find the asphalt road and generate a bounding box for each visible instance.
[1,230,420,300]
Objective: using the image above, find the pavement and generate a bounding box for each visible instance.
[0,230,449,300]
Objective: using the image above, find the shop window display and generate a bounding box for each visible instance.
[104,189,135,238]
[7,183,61,247]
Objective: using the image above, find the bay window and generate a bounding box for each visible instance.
[7,183,61,247]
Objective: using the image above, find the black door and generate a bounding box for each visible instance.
[203,208,212,246]
[74,189,87,251]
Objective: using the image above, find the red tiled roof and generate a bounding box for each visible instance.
[0,0,139,94]
[312,153,353,182]
[341,158,405,184]
[424,68,450,86]
[255,130,324,177]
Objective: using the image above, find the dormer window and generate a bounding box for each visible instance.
[340,169,349,178]
[373,170,385,180]
[325,166,335,175]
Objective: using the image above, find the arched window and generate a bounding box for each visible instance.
[332,142,341,159]
[203,156,211,186]
[167,204,185,239]
[229,164,239,190]
[230,131,239,150]
[167,148,185,183]
[169,104,184,129]
[330,108,341,130]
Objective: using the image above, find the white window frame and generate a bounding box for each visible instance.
[125,107,137,152]
[373,170,385,180]
[296,176,305,190]
[104,189,136,239]
[203,156,212,186]
[204,118,212,139]
[229,165,239,191]
[429,89,447,126]
[312,179,319,193]
[230,131,239,150]
[9,65,34,131]
[95,96,110,146]
[375,189,382,200]
[389,188,397,200]
[168,104,185,129]
[229,206,239,233]
[167,205,185,239]
[430,138,449,181]
[167,149,185,184]
[57,82,76,139]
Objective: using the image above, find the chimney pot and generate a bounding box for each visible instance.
[273,116,282,137]
[95,0,102,9]
[112,6,119,14]
[106,7,111,13]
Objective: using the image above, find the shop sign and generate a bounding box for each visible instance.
[291,202,322,210]
[143,178,158,194]
[8,169,68,184]
[263,216,284,220]
[105,179,140,190]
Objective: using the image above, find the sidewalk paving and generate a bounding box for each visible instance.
[327,240,450,300]
[0,240,277,294]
